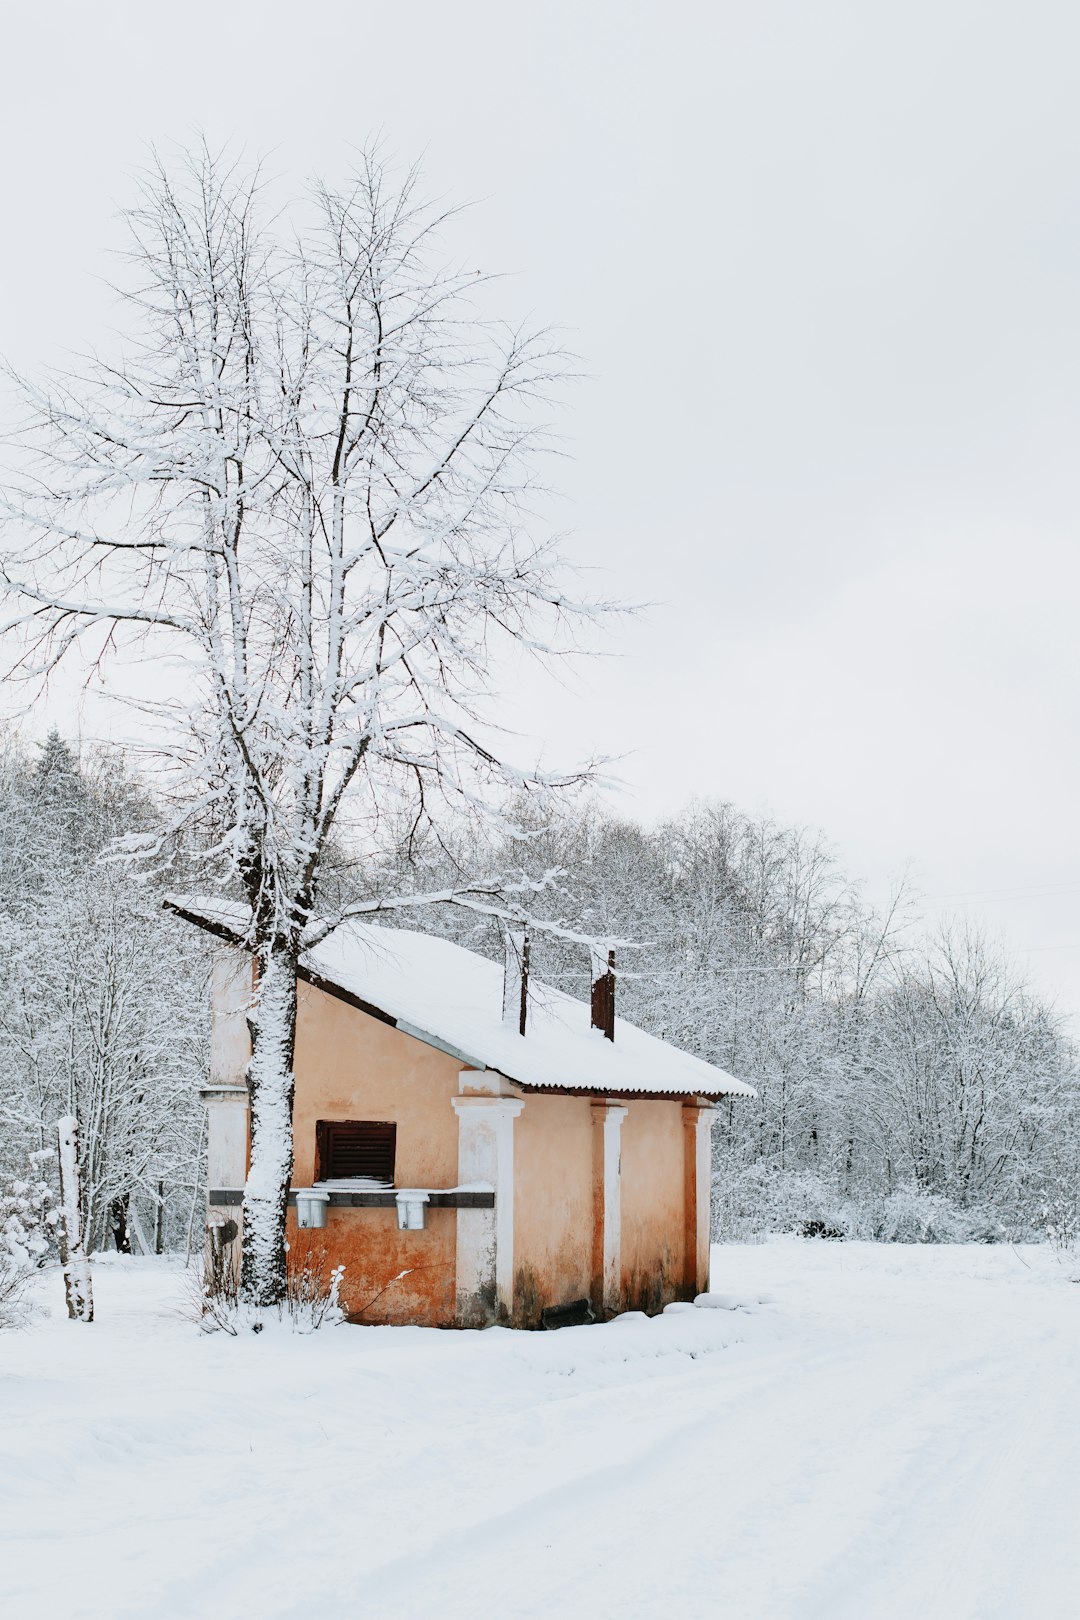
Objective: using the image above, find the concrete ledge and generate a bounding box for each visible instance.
[208,1188,496,1209]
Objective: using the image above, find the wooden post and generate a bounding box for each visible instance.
[56,1115,94,1323]
[154,1179,165,1255]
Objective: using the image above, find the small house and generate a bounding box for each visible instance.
[173,899,755,1328]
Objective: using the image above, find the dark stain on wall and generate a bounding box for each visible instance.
[621,1246,685,1315]
[512,1263,544,1329]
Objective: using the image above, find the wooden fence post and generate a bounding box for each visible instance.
[56,1115,94,1323]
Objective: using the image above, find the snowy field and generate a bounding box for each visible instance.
[4,1242,1080,1620]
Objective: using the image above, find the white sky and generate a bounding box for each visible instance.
[3,1,1079,1018]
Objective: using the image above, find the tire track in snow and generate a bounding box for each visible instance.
[799,1320,1080,1620]
[300,1337,972,1618]
[316,1293,1080,1620]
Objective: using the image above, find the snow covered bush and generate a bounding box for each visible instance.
[852,1188,1003,1245]
[1,1156,58,1271]
[1041,1182,1080,1280]
[0,1155,58,1328]
[713,1163,840,1240]
[712,1160,1004,1244]
[191,1225,241,1333]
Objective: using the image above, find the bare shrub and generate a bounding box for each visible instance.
[189,1222,242,1333]
[190,1224,343,1334]
[284,1232,345,1331]
[0,1262,33,1330]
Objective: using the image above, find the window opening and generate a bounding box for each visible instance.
[315,1119,397,1186]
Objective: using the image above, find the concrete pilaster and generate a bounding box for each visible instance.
[683,1102,716,1297]
[452,1092,524,1326]
[591,1102,628,1318]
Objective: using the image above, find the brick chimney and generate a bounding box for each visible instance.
[502,927,530,1036]
[591,948,615,1041]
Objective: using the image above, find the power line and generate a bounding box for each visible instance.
[923,880,1080,904]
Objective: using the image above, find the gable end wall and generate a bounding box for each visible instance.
[291,981,462,1325]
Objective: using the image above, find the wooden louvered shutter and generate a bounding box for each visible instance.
[315,1119,397,1183]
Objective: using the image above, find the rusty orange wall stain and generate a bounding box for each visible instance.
[286,1207,456,1327]
[620,1100,689,1309]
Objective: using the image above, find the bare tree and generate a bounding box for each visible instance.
[0,146,605,1306]
[863,921,1068,1210]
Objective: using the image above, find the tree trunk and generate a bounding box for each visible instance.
[128,1204,153,1256]
[56,1115,94,1322]
[154,1179,164,1255]
[109,1193,132,1254]
[240,948,298,1307]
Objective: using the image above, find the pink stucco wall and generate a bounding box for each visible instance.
[511,1092,595,1327]
[619,1099,688,1312]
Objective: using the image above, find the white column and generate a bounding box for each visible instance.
[202,1086,249,1193]
[200,1085,248,1278]
[452,1093,524,1327]
[683,1102,716,1297]
[591,1103,627,1317]
[210,948,252,1086]
[204,948,251,1245]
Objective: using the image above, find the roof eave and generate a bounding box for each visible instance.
[511,1079,754,1102]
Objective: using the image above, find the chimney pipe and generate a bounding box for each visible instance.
[502,927,530,1036]
[591,948,615,1041]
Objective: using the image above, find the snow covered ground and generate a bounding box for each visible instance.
[3,1241,1079,1620]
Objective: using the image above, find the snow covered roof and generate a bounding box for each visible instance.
[167,897,755,1101]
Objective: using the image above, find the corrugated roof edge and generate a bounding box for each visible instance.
[165,895,756,1103]
[509,1078,739,1101]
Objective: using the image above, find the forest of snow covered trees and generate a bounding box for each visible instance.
[0,733,207,1259]
[2,729,1078,1253]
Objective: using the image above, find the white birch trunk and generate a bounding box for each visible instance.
[127,1205,153,1257]
[240,953,298,1307]
[56,1115,94,1323]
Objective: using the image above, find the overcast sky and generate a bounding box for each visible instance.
[3,1,1079,1016]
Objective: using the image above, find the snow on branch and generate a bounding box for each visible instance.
[298,871,639,955]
